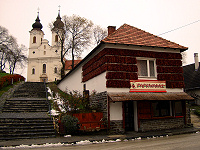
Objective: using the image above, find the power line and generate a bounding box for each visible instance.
[158,19,200,36]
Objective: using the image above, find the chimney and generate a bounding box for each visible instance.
[194,53,199,70]
[108,26,116,36]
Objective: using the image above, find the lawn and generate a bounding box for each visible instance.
[0,73,22,97]
[0,73,9,78]
[0,81,20,97]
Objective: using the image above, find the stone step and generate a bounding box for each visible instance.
[3,105,48,108]
[0,128,55,133]
[0,125,54,129]
[0,132,56,140]
[0,82,55,140]
[2,109,48,113]
[4,103,48,107]
[0,135,56,141]
[4,101,48,104]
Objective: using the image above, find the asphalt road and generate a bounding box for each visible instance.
[6,132,200,150]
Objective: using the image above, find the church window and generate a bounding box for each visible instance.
[43,64,46,74]
[44,51,46,55]
[44,45,46,49]
[54,67,57,73]
[33,51,35,54]
[55,50,58,53]
[32,68,35,74]
[55,35,58,42]
[33,36,36,43]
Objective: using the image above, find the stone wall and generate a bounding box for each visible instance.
[90,91,108,119]
[109,120,125,134]
[140,118,185,132]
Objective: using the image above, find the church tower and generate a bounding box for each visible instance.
[27,11,63,82]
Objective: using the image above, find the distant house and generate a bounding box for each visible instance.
[65,59,82,74]
[183,53,200,105]
[58,24,193,133]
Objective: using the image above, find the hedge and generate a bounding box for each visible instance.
[0,74,25,90]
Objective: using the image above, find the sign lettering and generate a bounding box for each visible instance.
[130,80,166,92]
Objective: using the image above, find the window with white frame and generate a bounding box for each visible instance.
[137,58,156,78]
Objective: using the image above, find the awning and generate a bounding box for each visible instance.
[108,92,194,102]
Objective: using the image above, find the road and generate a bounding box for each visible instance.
[2,132,200,150]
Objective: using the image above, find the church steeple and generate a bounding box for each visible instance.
[52,6,64,30]
[32,9,43,30]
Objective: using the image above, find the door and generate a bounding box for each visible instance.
[124,101,134,131]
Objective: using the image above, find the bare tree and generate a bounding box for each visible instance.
[7,44,27,74]
[0,26,10,72]
[93,25,107,45]
[50,14,94,78]
[0,25,27,74]
[62,14,93,70]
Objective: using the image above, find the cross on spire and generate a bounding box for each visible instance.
[58,5,61,15]
[37,7,40,17]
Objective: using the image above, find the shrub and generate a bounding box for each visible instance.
[0,74,25,90]
[194,108,200,116]
[61,114,79,134]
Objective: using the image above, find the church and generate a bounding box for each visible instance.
[27,11,63,82]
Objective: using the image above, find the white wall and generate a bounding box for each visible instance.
[84,72,107,92]
[110,102,123,120]
[58,65,83,92]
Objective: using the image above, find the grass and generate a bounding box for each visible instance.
[0,81,20,98]
[0,73,9,78]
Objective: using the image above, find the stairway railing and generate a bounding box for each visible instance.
[43,80,52,119]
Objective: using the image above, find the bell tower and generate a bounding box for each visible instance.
[51,7,65,47]
[27,9,62,82]
[29,11,44,49]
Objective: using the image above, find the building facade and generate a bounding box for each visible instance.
[58,24,193,133]
[183,53,200,105]
[27,12,63,82]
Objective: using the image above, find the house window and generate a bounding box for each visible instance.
[137,58,156,78]
[33,36,36,43]
[55,35,58,42]
[44,51,46,55]
[54,67,57,73]
[152,101,170,117]
[43,64,46,74]
[32,68,35,74]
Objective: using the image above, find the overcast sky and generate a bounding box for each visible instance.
[1,0,200,77]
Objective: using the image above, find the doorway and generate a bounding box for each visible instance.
[124,101,134,131]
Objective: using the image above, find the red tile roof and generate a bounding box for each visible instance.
[102,24,188,50]
[65,60,82,70]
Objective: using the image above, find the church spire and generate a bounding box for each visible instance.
[52,6,64,30]
[32,8,43,30]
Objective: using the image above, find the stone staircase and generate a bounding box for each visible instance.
[0,82,55,140]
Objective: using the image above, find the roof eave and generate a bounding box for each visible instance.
[101,41,188,51]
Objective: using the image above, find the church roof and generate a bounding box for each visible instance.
[102,24,188,51]
[32,13,43,30]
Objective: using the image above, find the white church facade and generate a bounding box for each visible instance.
[27,12,63,82]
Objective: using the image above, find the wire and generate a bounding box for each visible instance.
[158,19,200,36]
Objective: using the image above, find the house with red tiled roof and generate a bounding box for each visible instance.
[58,24,193,133]
[65,59,82,74]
